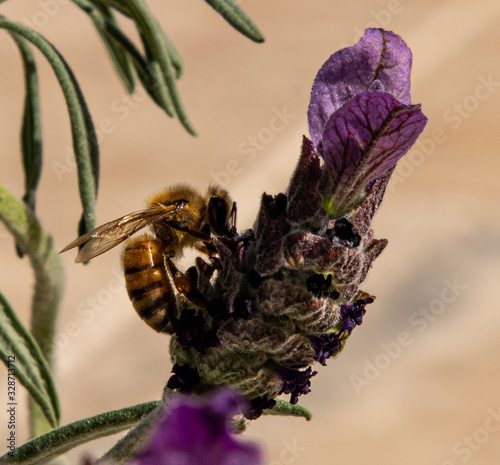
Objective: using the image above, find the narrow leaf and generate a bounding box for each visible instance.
[204,0,265,43]
[140,39,175,117]
[0,19,99,236]
[10,35,42,213]
[163,32,183,79]
[91,0,132,17]
[123,0,197,135]
[92,3,136,93]
[57,47,100,235]
[73,0,175,115]
[0,292,60,428]
[263,399,312,421]
[0,401,160,465]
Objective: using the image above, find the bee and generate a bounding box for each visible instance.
[61,184,235,334]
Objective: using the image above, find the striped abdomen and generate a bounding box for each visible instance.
[123,237,178,333]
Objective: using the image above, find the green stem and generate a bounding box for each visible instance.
[96,403,165,464]
[0,183,65,436]
[0,401,160,465]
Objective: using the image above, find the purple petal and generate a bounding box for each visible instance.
[130,390,262,465]
[309,333,342,366]
[277,366,317,405]
[308,28,413,151]
[321,91,427,216]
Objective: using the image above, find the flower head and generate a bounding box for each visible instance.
[165,28,427,416]
[308,28,428,218]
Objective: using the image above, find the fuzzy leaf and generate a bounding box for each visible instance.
[123,0,197,135]
[0,19,99,236]
[204,0,264,43]
[286,136,323,224]
[0,291,60,429]
[0,401,160,464]
[263,399,312,421]
[11,35,42,213]
[73,0,173,114]
[91,2,136,93]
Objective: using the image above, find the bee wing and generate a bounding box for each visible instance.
[60,202,186,263]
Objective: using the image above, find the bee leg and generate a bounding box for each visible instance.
[194,242,219,260]
[167,257,209,310]
[165,220,212,242]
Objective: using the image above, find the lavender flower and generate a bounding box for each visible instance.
[308,28,427,218]
[129,390,262,465]
[165,28,427,415]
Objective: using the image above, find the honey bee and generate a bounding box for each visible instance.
[61,184,235,334]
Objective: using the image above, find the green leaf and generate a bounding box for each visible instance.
[123,0,197,135]
[0,292,60,429]
[163,32,183,79]
[140,42,176,116]
[0,401,161,464]
[91,3,136,93]
[0,19,99,236]
[8,34,42,259]
[60,48,100,236]
[91,0,133,17]
[263,399,313,421]
[72,0,176,116]
[204,0,265,43]
[91,0,184,78]
[10,34,43,214]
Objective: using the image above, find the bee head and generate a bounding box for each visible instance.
[207,186,235,236]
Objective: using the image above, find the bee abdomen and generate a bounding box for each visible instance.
[123,237,178,334]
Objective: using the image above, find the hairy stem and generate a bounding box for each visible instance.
[0,183,65,436]
[0,401,160,464]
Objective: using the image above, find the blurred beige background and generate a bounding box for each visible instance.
[1,1,500,464]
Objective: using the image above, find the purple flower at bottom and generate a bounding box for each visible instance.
[130,390,262,465]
